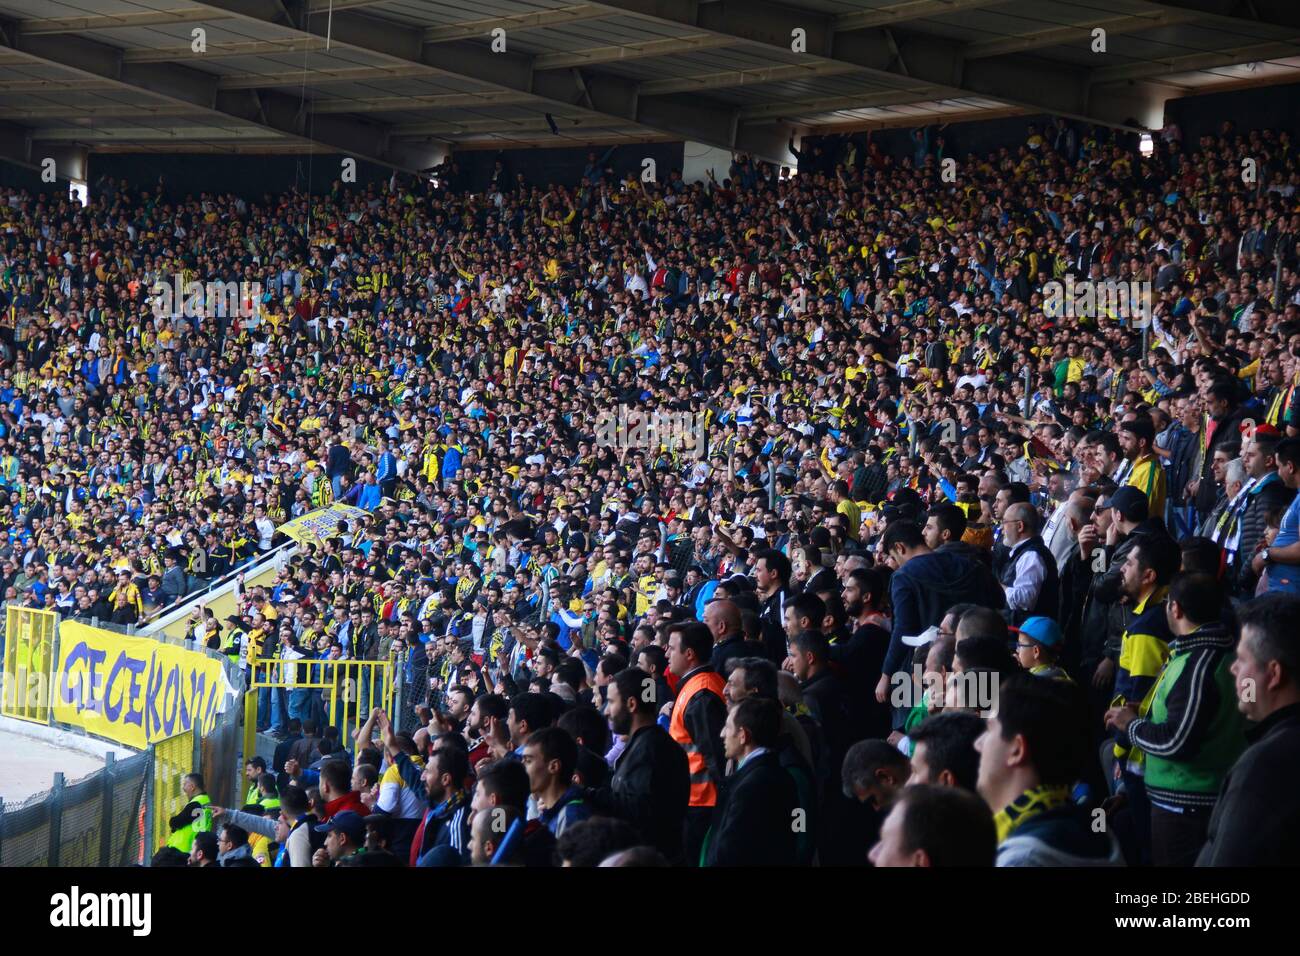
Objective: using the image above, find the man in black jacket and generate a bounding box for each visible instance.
[830,567,891,740]
[877,520,1005,716]
[754,548,794,664]
[583,667,690,863]
[273,718,303,775]
[705,598,764,673]
[287,719,323,770]
[706,697,799,866]
[352,607,380,661]
[789,628,866,865]
[998,503,1060,626]
[1065,488,1165,705]
[326,435,354,498]
[1197,593,1300,865]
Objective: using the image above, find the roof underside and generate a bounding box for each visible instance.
[0,0,1297,174]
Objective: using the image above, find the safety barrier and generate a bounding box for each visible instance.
[244,656,392,761]
[140,540,298,639]
[1,606,58,724]
[148,729,197,857]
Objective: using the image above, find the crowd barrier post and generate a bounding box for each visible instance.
[143,749,155,867]
[138,795,148,866]
[98,752,117,868]
[393,666,405,736]
[46,772,65,868]
[243,686,259,770]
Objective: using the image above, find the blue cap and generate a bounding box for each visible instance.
[1017,616,1062,648]
[314,810,365,843]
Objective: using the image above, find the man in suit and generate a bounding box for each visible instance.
[705,696,799,866]
[160,549,189,606]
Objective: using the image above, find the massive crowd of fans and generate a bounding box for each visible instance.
[3,113,1300,867]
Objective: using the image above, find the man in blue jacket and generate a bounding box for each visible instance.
[375,442,398,500]
[875,520,1005,729]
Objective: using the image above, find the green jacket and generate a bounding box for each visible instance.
[1124,622,1247,810]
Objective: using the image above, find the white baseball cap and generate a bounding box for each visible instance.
[901,625,941,648]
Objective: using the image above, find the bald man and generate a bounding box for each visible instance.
[470,804,520,866]
[705,599,764,672]
[998,502,1060,626]
[1044,490,1095,575]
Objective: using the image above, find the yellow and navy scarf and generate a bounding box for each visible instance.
[994,784,1072,844]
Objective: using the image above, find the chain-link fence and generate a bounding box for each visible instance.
[202,706,242,810]
[0,751,150,867]
[0,614,245,866]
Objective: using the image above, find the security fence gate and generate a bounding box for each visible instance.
[244,657,392,761]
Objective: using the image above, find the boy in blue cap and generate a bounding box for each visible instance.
[1014,616,1073,683]
[312,810,366,866]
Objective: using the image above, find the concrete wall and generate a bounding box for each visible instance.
[682,142,737,185]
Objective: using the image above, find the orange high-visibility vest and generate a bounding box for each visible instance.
[669,669,726,808]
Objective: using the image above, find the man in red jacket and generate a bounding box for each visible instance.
[318,759,370,820]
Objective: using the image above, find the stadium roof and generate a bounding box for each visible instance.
[2,0,1299,179]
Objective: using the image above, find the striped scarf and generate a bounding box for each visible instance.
[994,784,1073,844]
[1267,379,1296,428]
[1210,475,1260,559]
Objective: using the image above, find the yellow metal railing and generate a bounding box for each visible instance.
[243,657,392,761]
[1,606,58,724]
[152,728,196,854]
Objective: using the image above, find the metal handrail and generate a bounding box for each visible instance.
[139,540,298,628]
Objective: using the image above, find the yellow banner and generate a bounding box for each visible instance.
[52,622,228,749]
[276,504,371,545]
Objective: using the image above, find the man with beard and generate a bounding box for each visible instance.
[378,711,472,866]
[581,666,690,862]
[462,692,508,768]
[832,566,892,739]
